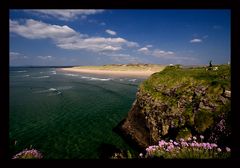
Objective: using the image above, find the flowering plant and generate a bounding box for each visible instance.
[12,149,43,159]
[140,135,231,159]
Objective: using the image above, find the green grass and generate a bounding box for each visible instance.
[140,64,230,99]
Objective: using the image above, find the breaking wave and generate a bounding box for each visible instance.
[33,86,73,95]
[64,73,79,77]
[17,70,27,73]
[32,76,50,79]
[129,79,137,82]
[81,76,111,81]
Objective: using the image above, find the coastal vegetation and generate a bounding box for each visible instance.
[119,64,231,159]
[142,136,231,159]
[12,148,43,159]
[111,135,231,159]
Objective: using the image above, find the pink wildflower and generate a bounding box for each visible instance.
[173,142,179,146]
[12,149,43,159]
[179,138,184,142]
[158,140,165,147]
[181,141,188,147]
[211,143,218,148]
[200,135,204,140]
[226,147,231,152]
[168,144,174,150]
[190,143,195,147]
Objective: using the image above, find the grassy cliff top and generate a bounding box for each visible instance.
[72,64,166,71]
[140,64,231,99]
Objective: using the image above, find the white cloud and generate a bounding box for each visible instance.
[100,52,142,63]
[106,29,117,36]
[102,46,121,51]
[110,55,140,64]
[83,37,126,43]
[10,19,139,53]
[138,46,174,58]
[126,41,139,48]
[10,19,78,39]
[146,45,153,48]
[27,9,104,21]
[137,46,197,65]
[105,53,130,57]
[57,37,134,52]
[37,55,53,60]
[164,56,199,65]
[10,51,28,60]
[10,51,21,56]
[152,49,175,57]
[190,38,202,43]
[88,19,106,26]
[138,47,150,54]
[138,47,149,52]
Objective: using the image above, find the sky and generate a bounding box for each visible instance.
[9,9,230,66]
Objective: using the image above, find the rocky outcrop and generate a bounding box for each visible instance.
[119,65,231,149]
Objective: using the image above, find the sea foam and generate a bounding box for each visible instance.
[32,76,50,79]
[17,70,27,73]
[129,79,137,82]
[81,76,111,81]
[56,86,73,90]
[64,73,79,77]
[34,86,73,94]
[49,88,57,91]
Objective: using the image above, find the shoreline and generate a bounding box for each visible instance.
[60,68,161,77]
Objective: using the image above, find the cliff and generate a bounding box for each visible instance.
[119,65,231,149]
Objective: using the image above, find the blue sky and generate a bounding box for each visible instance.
[9,9,230,66]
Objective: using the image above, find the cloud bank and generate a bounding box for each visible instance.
[27,9,105,21]
[138,46,174,58]
[10,19,139,54]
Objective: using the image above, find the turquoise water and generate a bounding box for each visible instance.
[9,67,145,159]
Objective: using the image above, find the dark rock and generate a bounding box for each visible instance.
[98,143,122,159]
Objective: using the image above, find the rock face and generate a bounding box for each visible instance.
[119,65,231,149]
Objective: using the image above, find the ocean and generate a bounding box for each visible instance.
[9,67,145,159]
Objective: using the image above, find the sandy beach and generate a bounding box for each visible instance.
[61,67,162,77]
